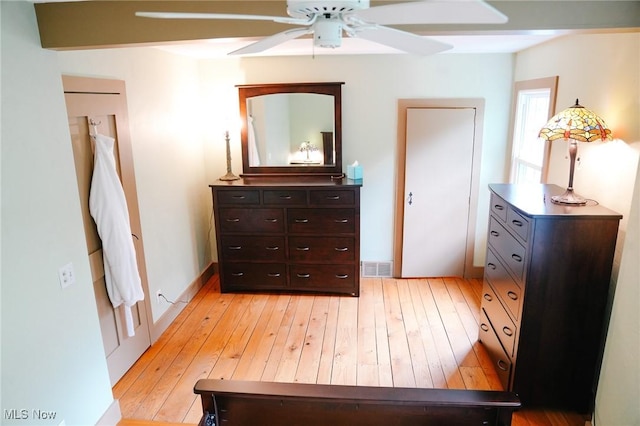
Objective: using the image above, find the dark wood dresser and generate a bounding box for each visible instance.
[210,177,362,296]
[478,184,621,412]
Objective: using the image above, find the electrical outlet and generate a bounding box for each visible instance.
[156,289,162,303]
[58,262,75,289]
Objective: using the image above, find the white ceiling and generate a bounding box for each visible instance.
[151,32,565,58]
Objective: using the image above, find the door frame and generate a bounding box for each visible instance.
[394,99,485,279]
[63,75,153,384]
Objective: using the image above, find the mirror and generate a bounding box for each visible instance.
[238,82,343,176]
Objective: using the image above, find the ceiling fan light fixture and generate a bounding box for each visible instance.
[314,19,343,48]
[288,0,370,19]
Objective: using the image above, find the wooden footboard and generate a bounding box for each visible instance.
[194,379,520,426]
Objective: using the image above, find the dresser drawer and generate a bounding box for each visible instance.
[219,208,284,233]
[481,281,517,357]
[507,208,529,242]
[485,249,522,321]
[488,217,526,281]
[222,263,287,289]
[263,190,307,205]
[490,193,508,222]
[479,309,512,390]
[216,190,260,205]
[288,236,355,262]
[310,189,355,206]
[290,264,356,291]
[220,236,285,261]
[288,208,355,234]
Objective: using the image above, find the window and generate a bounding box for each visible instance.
[509,77,558,184]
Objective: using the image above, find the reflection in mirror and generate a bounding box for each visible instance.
[238,82,344,176]
[247,93,334,167]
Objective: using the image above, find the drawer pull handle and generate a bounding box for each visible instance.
[480,323,490,332]
[507,291,518,301]
[334,219,349,223]
[512,219,523,227]
[327,195,340,200]
[494,204,505,211]
[297,273,310,278]
[487,262,496,270]
[335,247,349,252]
[265,218,278,223]
[335,274,349,279]
[267,273,281,278]
[280,195,292,200]
[497,360,509,371]
[502,326,514,337]
[511,254,523,262]
[231,272,244,277]
[483,293,493,302]
[296,247,310,251]
[490,230,500,237]
[226,218,240,222]
[228,246,242,250]
[231,195,246,200]
[265,246,279,251]
[295,219,309,223]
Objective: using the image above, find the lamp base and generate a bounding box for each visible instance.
[551,188,587,205]
[219,172,240,181]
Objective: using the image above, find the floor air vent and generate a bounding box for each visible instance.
[361,261,393,278]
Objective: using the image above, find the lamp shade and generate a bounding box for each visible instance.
[538,99,612,143]
[537,99,612,205]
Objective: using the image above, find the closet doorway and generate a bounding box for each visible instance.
[63,76,151,385]
[394,99,485,278]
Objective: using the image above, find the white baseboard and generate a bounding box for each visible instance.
[149,263,216,343]
[95,399,121,425]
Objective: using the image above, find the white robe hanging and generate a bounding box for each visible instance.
[89,133,144,337]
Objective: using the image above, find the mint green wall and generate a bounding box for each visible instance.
[597,168,640,426]
[1,2,114,424]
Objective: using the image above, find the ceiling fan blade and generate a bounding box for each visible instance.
[135,11,309,26]
[353,26,452,55]
[230,27,312,55]
[350,0,508,25]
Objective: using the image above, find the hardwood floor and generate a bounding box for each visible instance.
[116,275,589,426]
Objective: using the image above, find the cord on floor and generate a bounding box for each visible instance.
[158,293,189,305]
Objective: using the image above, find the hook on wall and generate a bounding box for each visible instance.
[88,117,102,137]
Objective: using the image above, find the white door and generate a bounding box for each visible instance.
[401,107,476,277]
[63,76,151,385]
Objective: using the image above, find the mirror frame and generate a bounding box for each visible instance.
[238,82,344,176]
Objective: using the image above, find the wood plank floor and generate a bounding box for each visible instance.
[116,275,589,426]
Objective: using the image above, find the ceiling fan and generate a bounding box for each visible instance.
[136,0,508,56]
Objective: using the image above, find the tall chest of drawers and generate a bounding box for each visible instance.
[210,177,361,296]
[478,184,621,412]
